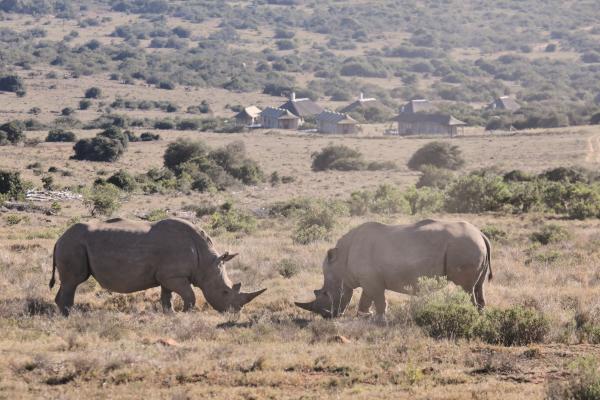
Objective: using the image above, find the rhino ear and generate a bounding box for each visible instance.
[232,283,241,293]
[327,248,338,263]
[220,252,238,262]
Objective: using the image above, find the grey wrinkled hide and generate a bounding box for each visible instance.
[50,217,265,316]
[295,219,492,319]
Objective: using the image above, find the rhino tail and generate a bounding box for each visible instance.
[482,233,492,281]
[49,242,57,289]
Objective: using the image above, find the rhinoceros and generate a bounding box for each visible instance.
[49,217,266,316]
[295,219,492,319]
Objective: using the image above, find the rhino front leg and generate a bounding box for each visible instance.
[357,290,373,317]
[372,289,388,325]
[161,279,196,312]
[160,287,173,313]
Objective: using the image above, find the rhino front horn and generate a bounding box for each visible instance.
[239,288,267,306]
[295,301,315,312]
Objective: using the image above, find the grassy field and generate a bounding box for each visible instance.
[2,122,600,398]
[2,2,600,398]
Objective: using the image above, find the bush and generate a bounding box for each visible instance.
[164,139,208,172]
[410,278,480,340]
[72,136,124,162]
[268,198,312,217]
[277,259,301,278]
[140,132,160,141]
[209,203,257,234]
[311,144,364,171]
[370,184,410,214]
[416,165,455,189]
[0,170,25,200]
[366,160,396,171]
[474,306,549,346]
[107,170,136,192]
[84,183,121,216]
[79,99,92,110]
[445,174,511,213]
[85,86,102,99]
[0,121,26,145]
[547,357,600,400]
[154,120,175,130]
[480,225,508,242]
[408,142,465,171]
[46,129,76,142]
[530,224,571,245]
[292,201,347,244]
[404,186,445,215]
[540,167,587,183]
[0,75,25,93]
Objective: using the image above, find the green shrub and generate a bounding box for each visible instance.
[407,141,465,171]
[277,259,301,278]
[0,170,25,200]
[268,198,313,218]
[347,190,372,216]
[540,167,587,183]
[84,183,121,216]
[72,135,124,162]
[566,184,600,220]
[547,357,600,400]
[474,306,549,346]
[292,201,347,245]
[416,165,455,189]
[444,174,511,213]
[146,209,168,222]
[530,224,571,245]
[370,184,410,214]
[480,225,508,242]
[507,181,545,213]
[0,75,25,93]
[403,186,445,215]
[410,278,480,340]
[79,99,92,110]
[85,86,102,99]
[0,121,26,145]
[140,132,160,141]
[107,170,136,192]
[46,129,76,142]
[164,139,209,172]
[366,160,396,171]
[311,144,364,172]
[209,203,257,234]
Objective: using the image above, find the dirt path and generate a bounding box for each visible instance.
[585,134,600,163]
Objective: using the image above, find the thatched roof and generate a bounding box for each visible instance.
[235,106,262,119]
[488,96,521,112]
[317,110,357,125]
[260,107,299,120]
[339,93,380,113]
[279,94,323,117]
[400,99,435,113]
[396,112,466,126]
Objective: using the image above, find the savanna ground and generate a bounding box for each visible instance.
[2,2,600,398]
[2,121,600,399]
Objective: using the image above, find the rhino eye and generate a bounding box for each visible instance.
[222,290,229,295]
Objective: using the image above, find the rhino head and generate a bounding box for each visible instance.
[201,252,266,313]
[295,248,353,318]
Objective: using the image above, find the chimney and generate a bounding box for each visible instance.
[359,92,364,101]
[290,92,296,101]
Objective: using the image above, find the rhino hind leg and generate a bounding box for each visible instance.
[55,283,79,316]
[357,290,373,316]
[160,279,196,312]
[160,287,173,313]
[473,268,487,311]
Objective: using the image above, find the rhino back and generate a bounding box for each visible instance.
[343,220,485,292]
[82,218,206,293]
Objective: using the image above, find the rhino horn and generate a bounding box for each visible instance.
[238,288,267,306]
[295,300,316,312]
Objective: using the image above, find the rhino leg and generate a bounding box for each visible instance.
[55,284,78,317]
[473,269,487,311]
[161,279,195,312]
[357,290,373,316]
[160,287,173,313]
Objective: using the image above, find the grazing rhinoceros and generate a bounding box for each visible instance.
[49,217,266,316]
[295,219,492,319]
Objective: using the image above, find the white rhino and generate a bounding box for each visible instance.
[49,217,265,316]
[295,219,492,319]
